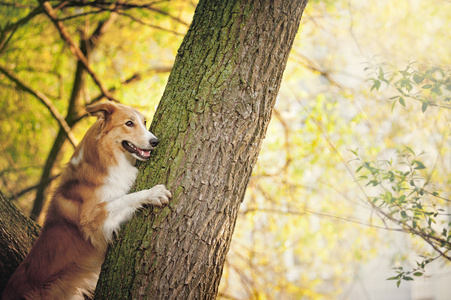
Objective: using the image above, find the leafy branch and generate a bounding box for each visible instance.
[352,147,451,285]
[368,63,451,111]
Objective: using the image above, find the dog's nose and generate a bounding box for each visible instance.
[149,138,159,148]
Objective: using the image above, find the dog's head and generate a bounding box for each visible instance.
[86,101,158,162]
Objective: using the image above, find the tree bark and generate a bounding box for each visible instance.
[0,192,39,294]
[95,0,307,299]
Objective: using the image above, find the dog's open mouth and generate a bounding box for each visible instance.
[122,141,152,160]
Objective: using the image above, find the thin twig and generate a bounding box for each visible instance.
[115,11,185,35]
[0,6,43,52]
[58,2,190,27]
[87,66,173,107]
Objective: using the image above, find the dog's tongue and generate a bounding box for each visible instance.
[137,148,151,158]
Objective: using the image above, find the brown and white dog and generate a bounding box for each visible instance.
[2,101,171,300]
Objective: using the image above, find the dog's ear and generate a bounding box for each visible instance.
[86,101,117,122]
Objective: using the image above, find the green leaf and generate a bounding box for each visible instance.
[371,80,381,91]
[403,276,414,281]
[368,180,379,186]
[401,79,413,91]
[391,100,397,112]
[404,147,416,155]
[422,84,432,89]
[400,211,407,219]
[398,195,406,203]
[399,70,410,76]
[413,74,424,84]
[399,97,406,107]
[413,160,426,170]
[431,84,443,95]
[385,191,393,199]
[378,67,385,80]
[421,102,428,112]
[413,272,423,277]
[349,149,359,156]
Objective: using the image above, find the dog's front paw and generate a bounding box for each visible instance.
[146,184,172,207]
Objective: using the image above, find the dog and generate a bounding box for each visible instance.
[2,101,171,299]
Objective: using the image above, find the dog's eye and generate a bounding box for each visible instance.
[144,120,147,126]
[125,121,134,127]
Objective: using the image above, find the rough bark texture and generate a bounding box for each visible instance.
[95,0,307,299]
[0,192,40,294]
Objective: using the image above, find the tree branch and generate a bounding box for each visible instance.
[115,11,185,35]
[0,1,35,8]
[8,174,60,200]
[0,65,78,148]
[0,191,40,293]
[85,65,172,109]
[57,2,190,28]
[39,0,118,102]
[66,13,118,123]
[292,50,344,90]
[0,6,42,53]
[96,2,190,27]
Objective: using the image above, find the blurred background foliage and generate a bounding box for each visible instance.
[0,0,450,299]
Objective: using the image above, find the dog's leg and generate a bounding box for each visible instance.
[103,184,171,242]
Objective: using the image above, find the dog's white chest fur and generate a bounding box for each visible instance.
[100,156,138,203]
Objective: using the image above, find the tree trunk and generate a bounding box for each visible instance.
[0,192,39,294]
[95,0,307,299]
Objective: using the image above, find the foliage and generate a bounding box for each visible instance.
[353,147,451,285]
[345,60,451,288]
[368,64,451,112]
